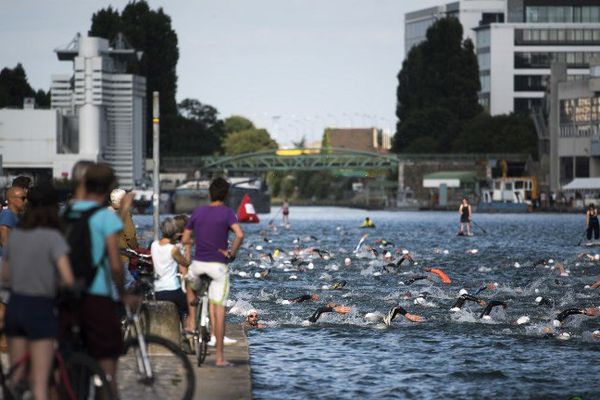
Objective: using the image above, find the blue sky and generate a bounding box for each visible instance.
[1,0,443,146]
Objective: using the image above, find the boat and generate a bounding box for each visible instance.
[478,176,537,213]
[173,177,271,214]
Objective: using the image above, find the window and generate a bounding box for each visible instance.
[560,157,574,185]
[576,157,590,178]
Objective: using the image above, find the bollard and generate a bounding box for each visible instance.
[142,300,181,354]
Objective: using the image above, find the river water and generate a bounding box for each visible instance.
[137,208,600,399]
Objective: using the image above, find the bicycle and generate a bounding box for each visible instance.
[0,294,113,400]
[116,304,195,400]
[187,274,212,367]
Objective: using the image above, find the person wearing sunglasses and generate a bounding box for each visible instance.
[0,186,28,257]
[244,309,265,329]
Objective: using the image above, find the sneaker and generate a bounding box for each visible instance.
[208,335,238,346]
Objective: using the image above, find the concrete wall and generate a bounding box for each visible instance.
[0,109,59,169]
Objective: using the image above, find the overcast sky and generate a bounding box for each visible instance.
[1,0,443,146]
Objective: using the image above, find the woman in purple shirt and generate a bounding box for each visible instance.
[182,177,244,367]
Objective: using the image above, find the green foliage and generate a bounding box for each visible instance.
[222,129,278,155]
[90,1,179,156]
[224,115,255,134]
[393,17,482,152]
[164,99,226,156]
[0,64,35,108]
[453,113,538,157]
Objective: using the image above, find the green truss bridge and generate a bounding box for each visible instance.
[161,148,529,175]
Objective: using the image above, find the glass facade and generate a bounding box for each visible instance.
[514,75,547,91]
[560,156,590,185]
[514,98,542,114]
[515,28,600,45]
[406,18,436,52]
[526,6,600,23]
[515,52,600,69]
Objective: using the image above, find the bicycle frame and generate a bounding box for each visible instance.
[125,305,154,383]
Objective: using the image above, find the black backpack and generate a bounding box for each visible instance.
[62,204,104,289]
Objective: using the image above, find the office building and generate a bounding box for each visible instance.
[476,1,600,115]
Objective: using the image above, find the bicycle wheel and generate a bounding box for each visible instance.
[196,326,209,367]
[117,335,195,400]
[61,352,114,400]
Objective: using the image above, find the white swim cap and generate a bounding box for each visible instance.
[535,296,543,303]
[344,258,351,266]
[482,315,492,320]
[414,297,426,305]
[246,308,258,317]
[364,312,380,322]
[281,300,290,305]
[595,254,600,261]
[256,245,263,251]
[238,271,248,277]
[552,319,561,327]
[534,288,540,293]
[593,330,600,336]
[254,272,261,278]
[373,272,382,276]
[557,332,571,340]
[323,255,330,261]
[385,252,392,258]
[450,307,460,312]
[514,262,520,268]
[516,316,530,325]
[585,285,591,289]
[443,250,449,255]
[307,263,314,269]
[110,188,126,209]
[548,259,554,264]
[289,275,298,280]
[402,249,409,255]
[459,289,468,296]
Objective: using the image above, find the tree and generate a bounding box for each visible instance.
[90,1,179,156]
[222,129,278,155]
[393,17,482,152]
[165,99,226,156]
[224,115,255,134]
[452,113,538,157]
[0,64,49,108]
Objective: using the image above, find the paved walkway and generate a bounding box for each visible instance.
[192,323,252,400]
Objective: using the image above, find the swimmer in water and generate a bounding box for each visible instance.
[480,300,507,319]
[288,293,320,303]
[384,253,414,271]
[424,268,452,284]
[535,296,555,307]
[327,280,347,290]
[474,282,498,296]
[382,306,425,326]
[243,309,266,329]
[401,275,430,286]
[450,293,487,312]
[308,303,352,323]
[553,307,599,326]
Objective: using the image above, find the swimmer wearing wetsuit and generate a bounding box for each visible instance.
[289,294,319,303]
[308,303,351,323]
[402,275,429,285]
[451,294,486,311]
[554,307,599,325]
[328,280,347,290]
[480,300,507,319]
[383,306,425,326]
[475,282,498,296]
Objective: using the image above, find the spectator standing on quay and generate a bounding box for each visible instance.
[64,162,139,397]
[183,177,244,367]
[2,183,74,400]
[0,186,28,256]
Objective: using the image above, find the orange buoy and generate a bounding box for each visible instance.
[237,194,260,223]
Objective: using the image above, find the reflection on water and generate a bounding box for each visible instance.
[136,208,600,399]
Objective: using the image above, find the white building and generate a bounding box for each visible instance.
[0,34,146,187]
[405,0,506,56]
